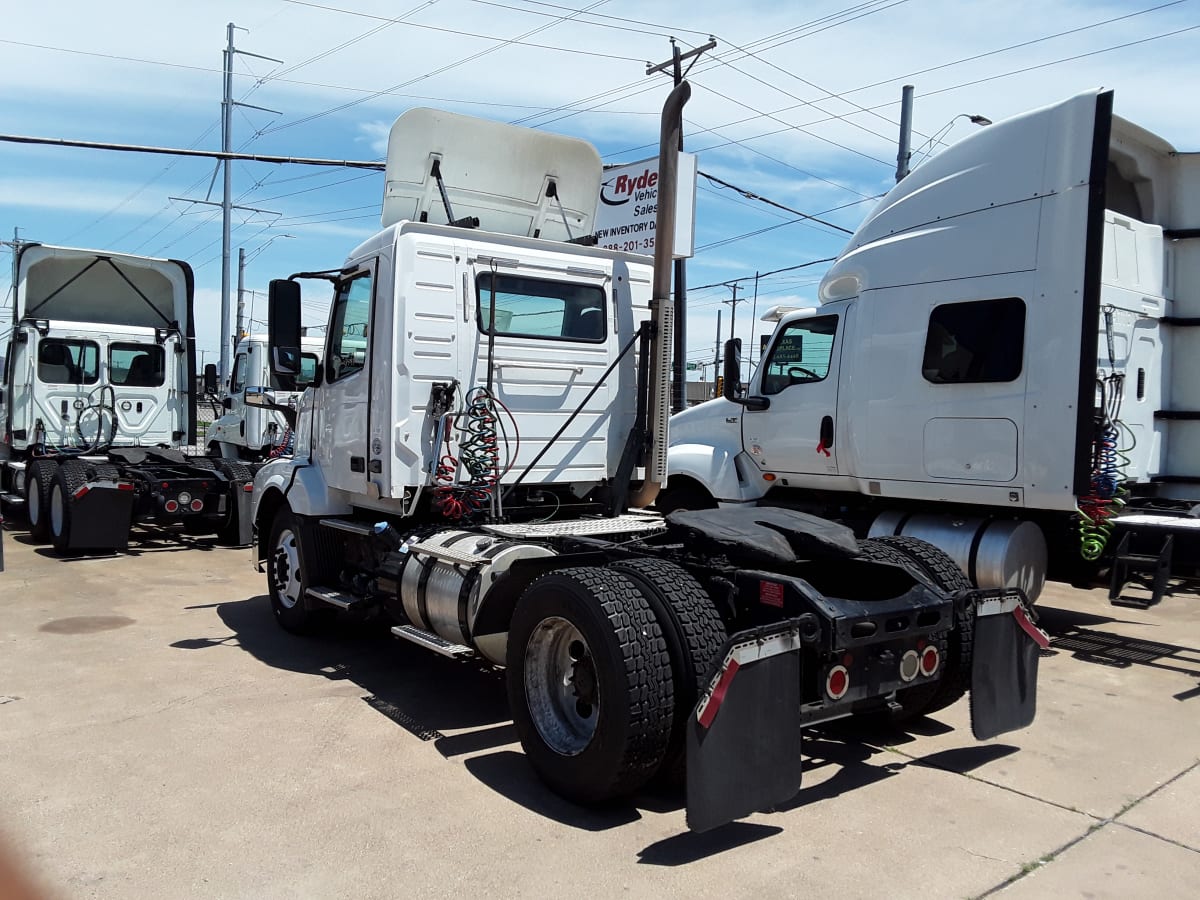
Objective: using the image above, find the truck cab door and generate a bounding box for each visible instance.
[212,351,249,447]
[743,310,845,478]
[315,264,374,495]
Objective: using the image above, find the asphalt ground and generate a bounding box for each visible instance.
[0,520,1198,899]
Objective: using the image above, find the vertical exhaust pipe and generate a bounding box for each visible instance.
[629,80,690,509]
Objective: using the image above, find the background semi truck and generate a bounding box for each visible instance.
[248,84,1044,831]
[665,88,1200,607]
[205,333,323,462]
[0,244,252,554]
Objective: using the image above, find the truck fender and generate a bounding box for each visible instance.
[667,443,762,503]
[252,460,352,564]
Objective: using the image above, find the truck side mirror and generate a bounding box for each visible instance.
[268,279,302,378]
[723,338,770,411]
[203,363,219,395]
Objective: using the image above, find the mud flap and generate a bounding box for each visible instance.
[233,482,254,547]
[970,592,1048,740]
[67,487,134,551]
[685,621,804,833]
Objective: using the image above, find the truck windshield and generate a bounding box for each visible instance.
[109,343,165,387]
[37,339,99,385]
[760,315,837,395]
[476,273,606,342]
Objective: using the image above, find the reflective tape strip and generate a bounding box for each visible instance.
[1012,604,1051,649]
[694,628,802,730]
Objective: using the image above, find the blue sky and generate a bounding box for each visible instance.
[2,0,1197,376]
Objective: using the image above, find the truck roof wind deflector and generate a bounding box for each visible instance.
[381,107,602,240]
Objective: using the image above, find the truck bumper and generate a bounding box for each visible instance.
[684,592,1046,832]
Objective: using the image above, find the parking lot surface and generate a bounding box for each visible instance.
[1,522,1198,899]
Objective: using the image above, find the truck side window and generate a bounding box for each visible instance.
[37,339,99,385]
[270,352,319,391]
[329,273,373,381]
[230,353,249,393]
[922,298,1025,384]
[760,315,838,396]
[109,343,165,388]
[476,273,606,343]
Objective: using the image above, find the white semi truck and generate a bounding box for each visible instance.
[248,85,1045,831]
[0,245,253,554]
[666,88,1199,607]
[205,333,323,462]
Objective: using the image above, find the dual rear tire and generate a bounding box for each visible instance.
[506,562,727,804]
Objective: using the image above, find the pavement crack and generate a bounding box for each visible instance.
[970,758,1200,898]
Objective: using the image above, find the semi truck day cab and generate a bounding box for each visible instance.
[205,333,324,463]
[248,84,1045,832]
[667,88,1200,608]
[0,245,253,554]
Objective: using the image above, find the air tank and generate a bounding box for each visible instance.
[869,512,1047,602]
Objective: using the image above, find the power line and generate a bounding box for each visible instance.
[698,171,854,234]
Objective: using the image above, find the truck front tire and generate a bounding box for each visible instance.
[266,508,334,635]
[507,566,674,804]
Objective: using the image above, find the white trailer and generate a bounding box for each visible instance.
[666,88,1200,606]
[248,85,1044,831]
[204,333,323,462]
[0,245,252,553]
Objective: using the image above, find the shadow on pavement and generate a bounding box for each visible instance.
[1036,605,1200,692]
[638,822,784,866]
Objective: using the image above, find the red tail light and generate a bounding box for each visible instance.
[190,499,204,512]
[825,665,850,700]
[920,645,941,677]
[164,499,179,513]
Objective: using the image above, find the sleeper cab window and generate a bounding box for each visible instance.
[476,273,607,343]
[37,339,100,385]
[329,272,373,381]
[109,343,166,388]
[760,315,838,396]
[922,297,1026,384]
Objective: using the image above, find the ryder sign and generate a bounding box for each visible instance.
[594,153,697,259]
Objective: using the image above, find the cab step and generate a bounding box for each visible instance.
[391,624,475,658]
[306,587,369,611]
[0,493,25,507]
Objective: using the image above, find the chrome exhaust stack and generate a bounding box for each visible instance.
[629,80,690,509]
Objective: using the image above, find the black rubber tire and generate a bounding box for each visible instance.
[187,456,218,471]
[215,460,253,545]
[607,558,728,782]
[25,459,59,541]
[860,536,973,720]
[654,481,717,515]
[506,566,674,804]
[49,460,89,555]
[266,507,335,635]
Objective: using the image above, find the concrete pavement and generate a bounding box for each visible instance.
[0,523,1197,899]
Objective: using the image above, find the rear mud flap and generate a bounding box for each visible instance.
[232,483,254,547]
[68,488,134,551]
[685,621,804,833]
[970,593,1049,740]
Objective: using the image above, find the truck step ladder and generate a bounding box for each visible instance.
[0,493,25,507]
[407,540,486,567]
[391,624,475,658]
[306,587,370,611]
[1109,531,1174,608]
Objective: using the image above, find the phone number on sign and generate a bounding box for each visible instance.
[600,236,655,253]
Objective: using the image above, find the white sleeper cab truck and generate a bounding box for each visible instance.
[205,333,323,462]
[250,84,1045,832]
[667,88,1200,607]
[0,245,253,554]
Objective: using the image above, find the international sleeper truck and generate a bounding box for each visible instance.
[250,84,1045,831]
[0,245,253,554]
[667,88,1200,608]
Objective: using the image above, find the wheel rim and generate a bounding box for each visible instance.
[271,528,302,609]
[50,483,64,537]
[524,616,599,756]
[27,476,41,524]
